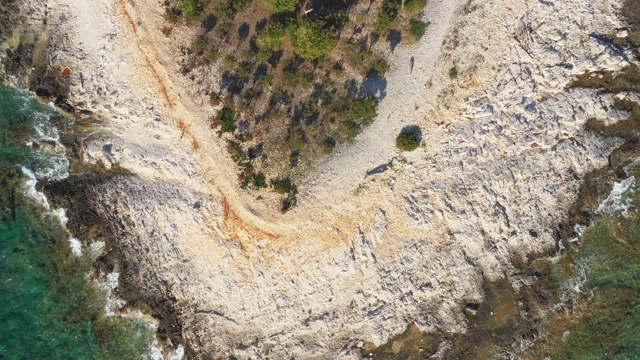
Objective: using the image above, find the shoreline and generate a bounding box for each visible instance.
[4,0,639,358]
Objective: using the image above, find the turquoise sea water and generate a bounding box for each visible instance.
[0,85,157,359]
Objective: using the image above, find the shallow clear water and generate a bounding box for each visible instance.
[0,85,156,359]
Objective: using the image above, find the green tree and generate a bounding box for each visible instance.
[409,19,428,41]
[178,0,207,21]
[256,22,287,51]
[262,0,297,14]
[293,20,338,59]
[396,127,421,151]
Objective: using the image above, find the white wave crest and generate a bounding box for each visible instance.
[69,237,83,256]
[21,166,51,209]
[597,176,636,217]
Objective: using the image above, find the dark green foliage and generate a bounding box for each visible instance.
[242,172,267,189]
[237,61,253,79]
[293,20,339,59]
[396,128,421,151]
[288,128,308,150]
[164,7,180,23]
[323,137,336,154]
[256,22,287,51]
[271,177,298,195]
[178,0,207,21]
[262,0,297,14]
[332,97,378,121]
[374,0,400,36]
[190,37,206,54]
[408,19,428,41]
[211,106,236,136]
[231,0,252,13]
[209,92,221,106]
[216,22,233,36]
[404,0,427,12]
[343,120,361,139]
[224,55,237,65]
[449,67,458,80]
[283,64,315,88]
[257,75,272,86]
[208,49,219,61]
[371,58,390,76]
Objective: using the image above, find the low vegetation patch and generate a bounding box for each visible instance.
[396,125,422,151]
[162,0,426,210]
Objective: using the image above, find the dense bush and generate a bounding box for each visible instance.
[343,120,361,139]
[404,0,427,12]
[271,177,298,195]
[396,127,421,151]
[256,22,287,51]
[409,19,428,41]
[449,67,458,80]
[371,58,390,76]
[242,172,267,189]
[293,20,338,59]
[190,37,206,54]
[262,0,297,14]
[178,0,207,21]
[374,0,400,36]
[211,106,236,136]
[331,97,378,121]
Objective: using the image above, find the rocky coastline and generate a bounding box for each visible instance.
[3,0,640,358]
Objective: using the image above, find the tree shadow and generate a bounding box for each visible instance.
[268,50,284,67]
[238,22,250,42]
[221,70,248,95]
[344,78,359,97]
[359,73,387,100]
[387,29,402,52]
[253,63,269,84]
[202,14,217,33]
[400,124,423,141]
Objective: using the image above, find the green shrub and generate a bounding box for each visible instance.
[288,128,307,150]
[346,98,377,120]
[371,58,390,76]
[257,75,272,86]
[178,0,207,21]
[164,7,180,23]
[293,20,338,59]
[408,19,428,41]
[331,97,378,121]
[216,22,233,36]
[343,120,361,139]
[396,128,421,151]
[262,0,297,14]
[190,37,206,54]
[322,137,336,154]
[449,67,458,80]
[271,177,298,195]
[404,0,427,12]
[283,65,314,88]
[208,49,219,61]
[256,22,287,51]
[224,55,237,66]
[209,92,221,106]
[242,172,267,189]
[231,0,252,13]
[211,106,236,136]
[374,0,400,36]
[257,50,273,61]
